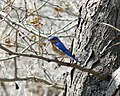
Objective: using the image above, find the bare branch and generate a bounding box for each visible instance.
[0,11,48,39]
[0,43,111,81]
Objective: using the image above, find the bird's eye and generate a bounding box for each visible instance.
[52,38,55,40]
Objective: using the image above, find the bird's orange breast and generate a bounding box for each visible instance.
[51,43,65,56]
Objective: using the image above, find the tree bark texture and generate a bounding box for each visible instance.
[106,67,120,96]
[65,0,120,96]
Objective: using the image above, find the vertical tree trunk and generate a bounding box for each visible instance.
[65,0,120,96]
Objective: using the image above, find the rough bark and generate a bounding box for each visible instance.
[106,67,120,96]
[65,0,120,96]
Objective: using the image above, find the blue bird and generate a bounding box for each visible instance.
[48,36,80,63]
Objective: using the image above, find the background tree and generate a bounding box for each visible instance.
[65,0,120,96]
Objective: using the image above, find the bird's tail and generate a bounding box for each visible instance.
[65,50,81,63]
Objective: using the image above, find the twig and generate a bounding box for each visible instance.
[41,64,55,83]
[0,11,47,39]
[34,2,41,55]
[1,82,9,96]
[49,18,77,36]
[0,76,64,90]
[28,0,49,16]
[14,28,18,78]
[40,15,73,21]
[0,42,37,61]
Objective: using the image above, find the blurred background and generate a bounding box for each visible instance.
[0,0,80,96]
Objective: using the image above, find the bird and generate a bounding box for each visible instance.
[48,36,80,63]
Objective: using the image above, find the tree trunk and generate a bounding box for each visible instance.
[65,0,120,96]
[106,67,120,96]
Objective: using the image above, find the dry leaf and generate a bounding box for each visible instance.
[41,42,46,46]
[5,37,10,44]
[30,16,41,24]
[5,37,13,47]
[54,7,64,12]
[35,23,43,28]
[29,16,43,28]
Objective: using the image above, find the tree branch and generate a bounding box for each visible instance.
[0,44,111,81]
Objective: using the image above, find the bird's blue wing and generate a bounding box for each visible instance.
[55,41,68,52]
[55,41,77,60]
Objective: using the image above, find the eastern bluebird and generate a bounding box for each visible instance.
[48,36,80,63]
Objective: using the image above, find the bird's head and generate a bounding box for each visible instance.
[48,36,60,44]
